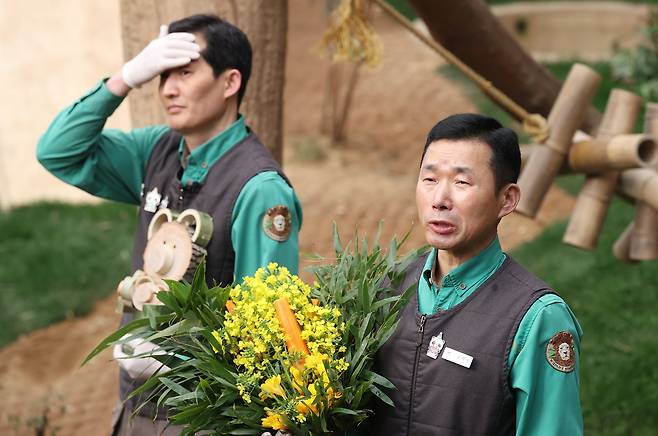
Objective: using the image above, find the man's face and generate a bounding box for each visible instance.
[416,139,515,263]
[158,35,233,135]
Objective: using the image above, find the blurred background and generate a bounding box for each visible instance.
[1,0,656,434]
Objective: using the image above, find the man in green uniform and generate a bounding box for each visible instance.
[37,14,301,436]
[373,113,582,435]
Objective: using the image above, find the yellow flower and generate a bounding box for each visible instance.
[260,375,286,400]
[220,263,349,398]
[290,366,305,394]
[262,410,288,430]
[296,384,319,415]
[327,386,343,406]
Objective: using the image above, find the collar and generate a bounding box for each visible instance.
[177,115,248,186]
[422,237,505,297]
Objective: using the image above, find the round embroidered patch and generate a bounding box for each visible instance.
[546,331,576,373]
[262,205,292,242]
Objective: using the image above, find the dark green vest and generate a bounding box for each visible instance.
[372,254,553,435]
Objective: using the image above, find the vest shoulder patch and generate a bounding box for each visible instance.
[546,331,576,372]
[262,205,292,242]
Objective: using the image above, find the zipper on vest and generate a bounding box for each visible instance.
[408,314,427,433]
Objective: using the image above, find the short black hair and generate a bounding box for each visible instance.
[421,113,521,191]
[168,14,252,106]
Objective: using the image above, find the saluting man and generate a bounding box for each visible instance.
[372,114,582,435]
[37,14,302,436]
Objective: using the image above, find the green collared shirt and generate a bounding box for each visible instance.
[418,237,506,314]
[177,116,248,187]
[37,80,301,283]
[418,238,583,435]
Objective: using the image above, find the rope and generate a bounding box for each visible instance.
[321,0,550,143]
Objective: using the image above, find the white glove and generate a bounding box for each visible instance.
[113,334,172,381]
[122,25,201,88]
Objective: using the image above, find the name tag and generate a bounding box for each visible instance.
[441,347,473,368]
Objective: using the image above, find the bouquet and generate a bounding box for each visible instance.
[86,227,423,435]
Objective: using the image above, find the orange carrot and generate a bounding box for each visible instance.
[274,297,310,357]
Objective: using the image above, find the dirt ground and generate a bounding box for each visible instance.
[0,1,574,435]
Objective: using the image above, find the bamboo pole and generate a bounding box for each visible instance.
[630,203,658,260]
[612,222,637,263]
[627,103,658,260]
[563,89,643,250]
[568,134,658,173]
[516,64,601,217]
[619,168,658,210]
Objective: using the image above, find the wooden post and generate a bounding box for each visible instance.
[563,89,643,250]
[119,0,288,163]
[516,63,601,218]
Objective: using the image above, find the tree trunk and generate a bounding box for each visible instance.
[407,0,601,134]
[120,0,287,162]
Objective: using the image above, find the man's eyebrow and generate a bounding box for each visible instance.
[421,164,474,174]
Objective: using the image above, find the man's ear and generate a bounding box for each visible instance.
[498,183,521,219]
[223,69,242,100]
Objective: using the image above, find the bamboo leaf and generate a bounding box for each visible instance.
[371,295,400,312]
[332,407,361,416]
[159,376,191,396]
[369,384,394,407]
[357,313,373,344]
[146,319,194,342]
[170,403,212,422]
[365,370,395,389]
[352,381,372,406]
[164,391,202,406]
[155,290,178,310]
[191,258,208,297]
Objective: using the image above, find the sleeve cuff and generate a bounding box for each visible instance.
[75,79,126,117]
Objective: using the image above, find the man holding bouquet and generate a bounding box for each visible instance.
[37,14,301,436]
[373,114,582,435]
